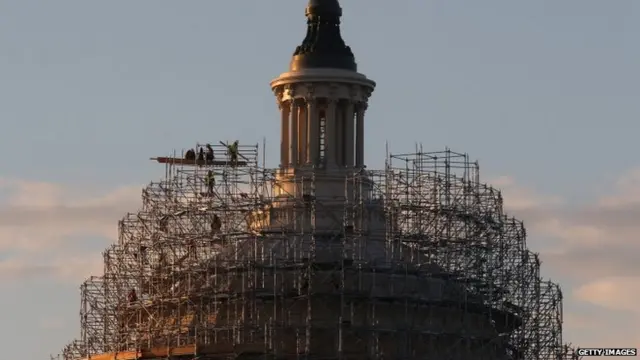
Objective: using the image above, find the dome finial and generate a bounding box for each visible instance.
[289,0,357,72]
[305,0,342,17]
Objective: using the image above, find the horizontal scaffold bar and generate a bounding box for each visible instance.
[151,157,248,167]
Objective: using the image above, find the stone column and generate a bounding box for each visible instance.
[298,104,308,164]
[334,104,343,167]
[306,99,318,165]
[344,101,355,167]
[290,101,299,166]
[280,101,290,166]
[325,98,338,168]
[356,103,366,167]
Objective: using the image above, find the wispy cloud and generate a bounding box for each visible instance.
[490,175,565,210]
[0,257,54,281]
[494,170,640,347]
[575,277,640,314]
[0,177,141,282]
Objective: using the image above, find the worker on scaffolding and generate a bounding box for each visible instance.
[185,148,196,161]
[158,216,168,232]
[227,140,239,165]
[205,170,216,194]
[211,214,222,234]
[197,147,205,162]
[205,143,214,163]
[127,288,137,303]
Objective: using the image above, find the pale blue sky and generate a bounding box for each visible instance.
[1,1,639,359]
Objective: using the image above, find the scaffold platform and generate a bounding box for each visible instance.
[151,157,248,167]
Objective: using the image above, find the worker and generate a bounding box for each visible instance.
[185,148,196,160]
[159,217,168,232]
[205,144,214,163]
[227,140,239,164]
[205,170,215,194]
[127,289,137,303]
[211,214,222,234]
[331,274,340,290]
[197,147,205,162]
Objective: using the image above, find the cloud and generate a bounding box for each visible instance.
[574,277,640,314]
[0,257,53,280]
[494,171,640,277]
[0,177,141,282]
[562,312,597,330]
[0,174,253,284]
[491,176,564,211]
[492,170,640,349]
[0,251,106,283]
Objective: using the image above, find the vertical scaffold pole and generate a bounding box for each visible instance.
[306,172,317,357]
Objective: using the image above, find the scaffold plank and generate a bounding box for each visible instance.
[151,157,248,167]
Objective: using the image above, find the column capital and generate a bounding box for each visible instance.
[278,99,293,111]
[305,98,316,109]
[304,83,315,99]
[273,86,284,98]
[328,83,341,100]
[348,85,359,100]
[284,84,296,98]
[274,87,284,109]
[327,97,340,105]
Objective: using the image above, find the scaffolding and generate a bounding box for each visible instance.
[52,143,581,360]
